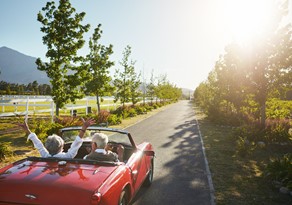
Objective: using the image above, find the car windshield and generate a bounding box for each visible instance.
[61,127,133,147]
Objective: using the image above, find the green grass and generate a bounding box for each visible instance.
[195,107,292,205]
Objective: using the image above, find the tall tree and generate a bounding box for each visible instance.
[243,0,292,126]
[36,0,90,116]
[85,24,114,114]
[146,69,156,104]
[113,45,140,107]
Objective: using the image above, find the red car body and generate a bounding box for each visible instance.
[0,126,155,205]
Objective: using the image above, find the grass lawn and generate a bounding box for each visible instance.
[194,106,292,205]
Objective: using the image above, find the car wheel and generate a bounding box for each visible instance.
[118,190,128,205]
[143,159,154,187]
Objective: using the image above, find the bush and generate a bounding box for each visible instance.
[107,114,122,125]
[135,105,147,115]
[235,136,255,157]
[30,116,82,142]
[234,118,292,144]
[265,119,292,143]
[0,142,13,160]
[111,106,129,118]
[264,153,292,190]
[266,98,292,119]
[128,108,137,117]
[97,110,110,124]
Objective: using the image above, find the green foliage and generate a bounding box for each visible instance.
[265,119,292,143]
[107,114,122,125]
[264,153,292,190]
[0,81,51,95]
[235,137,253,157]
[29,116,83,142]
[194,1,292,128]
[266,98,292,119]
[134,105,147,115]
[235,118,292,146]
[111,106,126,118]
[113,45,141,107]
[85,24,114,113]
[0,142,13,160]
[97,110,110,124]
[36,0,90,115]
[31,118,53,142]
[128,108,137,117]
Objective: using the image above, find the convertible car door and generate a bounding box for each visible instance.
[127,150,148,190]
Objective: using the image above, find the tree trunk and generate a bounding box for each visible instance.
[55,105,59,117]
[96,95,100,114]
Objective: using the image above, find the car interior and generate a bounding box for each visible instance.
[61,128,137,162]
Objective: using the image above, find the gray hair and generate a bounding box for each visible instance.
[45,134,64,155]
[92,133,108,148]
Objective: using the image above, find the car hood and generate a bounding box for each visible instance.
[0,159,118,205]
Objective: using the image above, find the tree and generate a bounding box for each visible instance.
[146,69,156,104]
[113,45,141,108]
[32,81,39,95]
[85,24,114,114]
[36,0,90,116]
[243,0,292,126]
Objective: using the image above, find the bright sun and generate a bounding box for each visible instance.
[220,0,274,44]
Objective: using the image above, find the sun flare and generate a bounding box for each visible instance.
[220,0,274,44]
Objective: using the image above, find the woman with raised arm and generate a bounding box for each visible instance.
[18,118,95,158]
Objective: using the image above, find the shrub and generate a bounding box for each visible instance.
[266,98,292,119]
[265,119,292,143]
[0,142,13,160]
[128,108,137,117]
[111,106,129,118]
[54,116,83,127]
[144,104,153,112]
[264,153,292,190]
[235,136,254,157]
[135,105,147,115]
[107,114,122,125]
[152,104,159,109]
[97,110,110,124]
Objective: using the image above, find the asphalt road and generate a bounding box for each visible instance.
[125,100,214,205]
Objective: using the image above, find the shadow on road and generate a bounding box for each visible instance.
[131,101,211,205]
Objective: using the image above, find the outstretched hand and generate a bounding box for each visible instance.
[79,118,96,138]
[17,118,31,135]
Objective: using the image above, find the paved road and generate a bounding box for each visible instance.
[125,100,214,205]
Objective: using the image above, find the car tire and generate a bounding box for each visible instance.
[143,159,154,187]
[118,190,128,205]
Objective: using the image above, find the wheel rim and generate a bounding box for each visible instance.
[119,190,127,205]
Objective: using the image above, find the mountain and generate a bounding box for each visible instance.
[0,46,194,95]
[0,46,49,84]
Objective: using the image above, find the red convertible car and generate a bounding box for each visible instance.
[0,126,155,205]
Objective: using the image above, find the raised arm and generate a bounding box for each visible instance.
[17,118,50,157]
[78,118,96,138]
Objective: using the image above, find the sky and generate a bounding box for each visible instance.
[1,0,291,90]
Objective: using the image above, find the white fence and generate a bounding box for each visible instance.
[0,95,117,118]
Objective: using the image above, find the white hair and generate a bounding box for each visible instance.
[45,134,64,155]
[92,133,108,148]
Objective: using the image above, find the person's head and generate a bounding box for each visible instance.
[91,133,108,150]
[45,134,64,155]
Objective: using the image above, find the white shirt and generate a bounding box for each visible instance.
[27,133,83,158]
